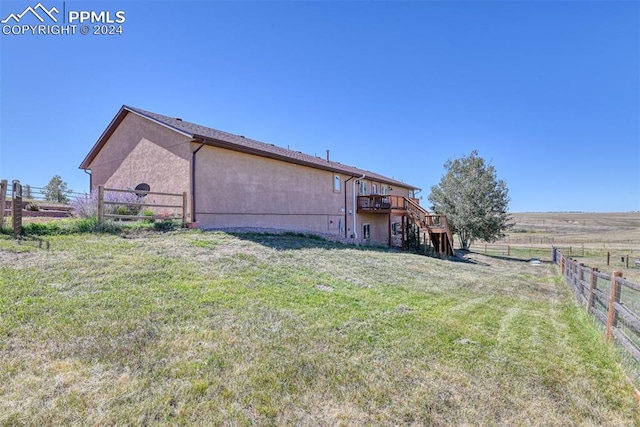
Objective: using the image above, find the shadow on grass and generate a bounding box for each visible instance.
[227,230,460,264]
[229,231,393,252]
[8,234,50,250]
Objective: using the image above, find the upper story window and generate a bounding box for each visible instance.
[381,185,388,195]
[334,175,341,192]
[371,184,378,194]
[358,181,368,195]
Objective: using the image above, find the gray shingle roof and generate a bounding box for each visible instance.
[81,105,418,190]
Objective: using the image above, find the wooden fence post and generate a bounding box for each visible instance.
[97,185,104,224]
[12,180,22,238]
[607,252,610,266]
[182,192,187,228]
[586,267,598,312]
[507,245,511,256]
[605,271,623,341]
[578,263,584,297]
[574,261,580,294]
[0,179,7,227]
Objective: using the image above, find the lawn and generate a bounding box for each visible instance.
[0,229,638,425]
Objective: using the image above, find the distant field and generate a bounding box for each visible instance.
[473,212,640,282]
[0,229,638,425]
[507,212,640,247]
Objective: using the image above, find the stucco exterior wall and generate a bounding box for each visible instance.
[195,144,351,235]
[84,111,417,244]
[194,144,414,245]
[87,113,191,215]
[356,213,390,246]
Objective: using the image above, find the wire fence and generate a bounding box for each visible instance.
[468,243,552,260]
[553,247,640,390]
[20,184,87,205]
[469,242,640,283]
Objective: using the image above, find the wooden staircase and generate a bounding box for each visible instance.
[403,197,455,257]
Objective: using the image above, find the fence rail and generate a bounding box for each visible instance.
[97,185,187,227]
[468,243,553,259]
[553,247,640,373]
[19,185,86,204]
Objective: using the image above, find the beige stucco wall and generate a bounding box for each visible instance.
[195,145,349,235]
[87,112,191,215]
[194,144,413,245]
[355,213,390,246]
[85,112,416,244]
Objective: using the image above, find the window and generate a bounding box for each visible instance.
[391,222,398,235]
[358,181,368,195]
[334,175,341,192]
[371,184,378,194]
[363,223,370,240]
[381,185,388,195]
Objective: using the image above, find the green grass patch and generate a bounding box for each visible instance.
[0,231,638,425]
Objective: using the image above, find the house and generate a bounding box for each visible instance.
[79,105,453,255]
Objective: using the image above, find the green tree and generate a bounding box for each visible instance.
[428,150,512,250]
[44,175,71,204]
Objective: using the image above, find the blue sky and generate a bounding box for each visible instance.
[0,0,638,212]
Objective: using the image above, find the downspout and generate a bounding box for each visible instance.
[191,142,206,223]
[83,169,92,191]
[353,174,365,240]
[344,175,356,238]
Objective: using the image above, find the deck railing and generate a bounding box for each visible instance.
[357,195,406,212]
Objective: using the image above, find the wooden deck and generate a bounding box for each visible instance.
[357,195,455,256]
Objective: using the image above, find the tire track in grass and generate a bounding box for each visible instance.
[444,296,492,317]
[497,303,521,343]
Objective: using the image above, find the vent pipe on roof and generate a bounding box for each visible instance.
[175,118,182,121]
[326,150,330,162]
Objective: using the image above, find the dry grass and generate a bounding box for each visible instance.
[0,229,639,425]
[479,212,640,282]
[507,212,640,247]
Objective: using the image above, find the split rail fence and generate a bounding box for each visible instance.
[553,247,640,366]
[97,185,188,227]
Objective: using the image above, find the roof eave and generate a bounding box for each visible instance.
[191,134,419,190]
[78,105,193,170]
[79,105,128,170]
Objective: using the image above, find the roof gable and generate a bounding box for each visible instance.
[79,105,419,190]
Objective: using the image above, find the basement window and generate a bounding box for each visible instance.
[363,223,370,240]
